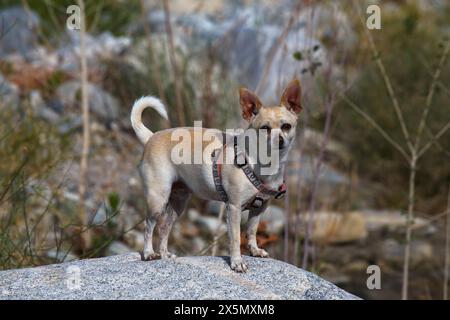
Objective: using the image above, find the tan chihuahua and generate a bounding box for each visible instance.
[131,79,302,272]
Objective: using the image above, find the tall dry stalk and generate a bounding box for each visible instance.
[284,171,290,261]
[292,1,315,267]
[162,0,185,127]
[302,92,335,269]
[77,0,91,251]
[347,1,450,299]
[292,112,308,265]
[444,184,450,300]
[300,1,354,270]
[139,0,168,117]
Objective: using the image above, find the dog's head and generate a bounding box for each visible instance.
[239,79,302,154]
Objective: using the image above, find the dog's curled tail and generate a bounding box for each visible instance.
[131,96,168,144]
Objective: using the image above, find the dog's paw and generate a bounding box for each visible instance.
[160,251,177,259]
[248,246,269,258]
[141,251,161,261]
[230,256,248,273]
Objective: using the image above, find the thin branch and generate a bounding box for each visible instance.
[417,120,450,158]
[341,94,410,162]
[415,39,450,151]
[402,155,417,300]
[444,183,450,300]
[293,115,308,266]
[196,232,227,256]
[424,125,450,158]
[303,77,336,269]
[419,54,450,98]
[284,170,290,262]
[77,0,92,251]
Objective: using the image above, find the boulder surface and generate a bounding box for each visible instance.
[0,253,359,300]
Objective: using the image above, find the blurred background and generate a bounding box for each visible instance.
[0,0,449,300]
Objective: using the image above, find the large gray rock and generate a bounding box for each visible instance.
[0,253,359,300]
[56,81,120,123]
[56,32,132,72]
[142,3,324,104]
[0,7,40,57]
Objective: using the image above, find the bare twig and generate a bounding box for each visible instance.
[418,121,450,159]
[401,154,417,300]
[77,0,92,251]
[293,1,314,266]
[444,183,450,300]
[284,171,290,262]
[301,2,353,269]
[415,39,450,152]
[293,114,308,266]
[423,125,450,158]
[197,232,227,256]
[341,94,410,162]
[302,93,334,269]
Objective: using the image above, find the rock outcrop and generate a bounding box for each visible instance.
[0,253,358,300]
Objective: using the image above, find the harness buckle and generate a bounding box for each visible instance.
[274,190,286,200]
[252,196,264,208]
[234,151,247,168]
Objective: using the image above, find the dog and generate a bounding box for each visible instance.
[130,79,302,272]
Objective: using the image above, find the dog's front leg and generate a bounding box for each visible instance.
[226,203,247,272]
[246,202,269,258]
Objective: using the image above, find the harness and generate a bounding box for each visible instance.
[211,135,286,209]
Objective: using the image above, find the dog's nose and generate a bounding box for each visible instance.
[279,135,285,149]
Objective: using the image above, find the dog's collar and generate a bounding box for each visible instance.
[211,135,286,207]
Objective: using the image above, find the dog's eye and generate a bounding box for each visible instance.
[260,125,271,133]
[281,123,292,131]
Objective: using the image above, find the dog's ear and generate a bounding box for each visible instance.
[280,79,302,114]
[239,88,262,121]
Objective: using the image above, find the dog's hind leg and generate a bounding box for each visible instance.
[158,184,191,259]
[142,215,160,261]
[140,164,173,261]
[157,206,178,259]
